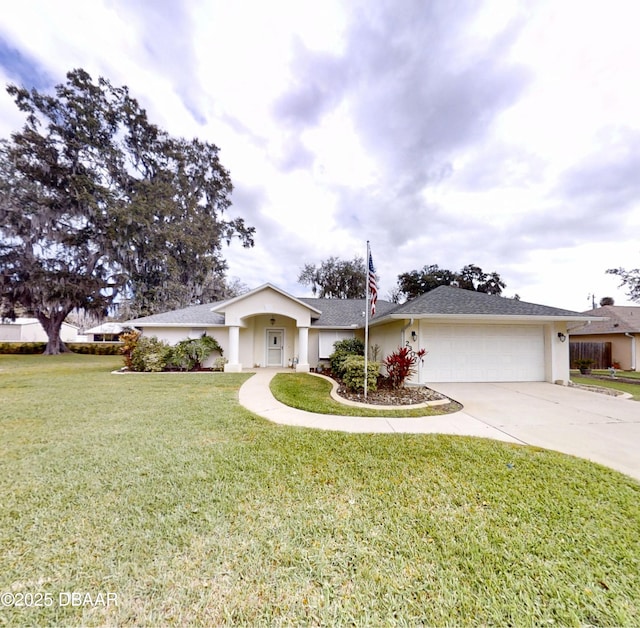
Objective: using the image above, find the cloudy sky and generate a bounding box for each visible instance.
[1,0,639,311]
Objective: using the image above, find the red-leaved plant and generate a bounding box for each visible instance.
[383,346,427,389]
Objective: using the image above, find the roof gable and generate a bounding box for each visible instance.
[211,283,321,315]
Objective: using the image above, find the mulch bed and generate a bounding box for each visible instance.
[334,376,448,406]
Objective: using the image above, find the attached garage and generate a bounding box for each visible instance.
[369,286,600,385]
[420,323,545,382]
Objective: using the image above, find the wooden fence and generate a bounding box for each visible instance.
[569,341,612,369]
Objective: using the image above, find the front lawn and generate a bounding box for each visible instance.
[571,373,640,400]
[589,369,640,380]
[1,355,640,626]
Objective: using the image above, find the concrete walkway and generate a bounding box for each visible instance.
[238,370,640,481]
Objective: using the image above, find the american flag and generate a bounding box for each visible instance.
[368,250,378,317]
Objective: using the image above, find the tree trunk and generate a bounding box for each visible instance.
[38,313,73,355]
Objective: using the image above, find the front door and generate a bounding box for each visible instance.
[267,330,284,366]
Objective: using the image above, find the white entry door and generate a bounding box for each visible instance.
[267,330,284,366]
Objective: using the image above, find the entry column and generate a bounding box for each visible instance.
[296,326,310,372]
[224,325,242,372]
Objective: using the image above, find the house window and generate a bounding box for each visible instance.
[319,331,355,359]
[94,334,120,342]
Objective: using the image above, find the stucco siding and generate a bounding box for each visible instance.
[370,320,408,362]
[0,324,23,341]
[0,321,78,343]
[545,322,570,384]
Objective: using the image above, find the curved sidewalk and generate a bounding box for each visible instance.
[237,369,522,442]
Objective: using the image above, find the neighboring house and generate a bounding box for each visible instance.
[0,317,79,343]
[569,305,639,371]
[124,283,600,384]
[83,322,125,342]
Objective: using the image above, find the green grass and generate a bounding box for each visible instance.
[590,369,640,379]
[1,355,640,626]
[571,373,640,400]
[270,372,461,417]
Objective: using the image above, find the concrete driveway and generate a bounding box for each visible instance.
[429,382,640,482]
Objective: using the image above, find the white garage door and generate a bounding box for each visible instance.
[421,324,545,382]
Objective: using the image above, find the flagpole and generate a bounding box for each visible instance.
[364,240,370,399]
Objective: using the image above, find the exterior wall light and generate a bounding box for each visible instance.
[557,332,566,342]
[411,331,418,342]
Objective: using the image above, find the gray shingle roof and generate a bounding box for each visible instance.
[570,305,640,334]
[124,285,592,328]
[298,298,397,327]
[384,285,588,318]
[123,301,226,326]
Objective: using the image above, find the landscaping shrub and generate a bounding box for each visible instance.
[329,338,365,378]
[0,342,47,354]
[120,329,141,369]
[383,345,427,388]
[212,356,228,371]
[67,342,123,355]
[0,342,122,355]
[342,355,380,392]
[168,335,223,371]
[130,336,172,372]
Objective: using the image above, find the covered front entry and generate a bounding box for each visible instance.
[219,284,319,372]
[266,329,284,366]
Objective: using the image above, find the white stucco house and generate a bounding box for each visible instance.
[123,283,602,385]
[0,317,79,343]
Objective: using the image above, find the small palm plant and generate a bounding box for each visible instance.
[574,358,595,374]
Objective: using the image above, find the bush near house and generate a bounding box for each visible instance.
[130,336,172,372]
[342,355,380,392]
[383,345,427,389]
[170,336,224,371]
[120,330,142,369]
[124,333,224,372]
[329,338,365,378]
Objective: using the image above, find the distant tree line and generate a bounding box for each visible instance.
[298,258,507,302]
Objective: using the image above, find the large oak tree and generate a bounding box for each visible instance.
[0,69,254,353]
